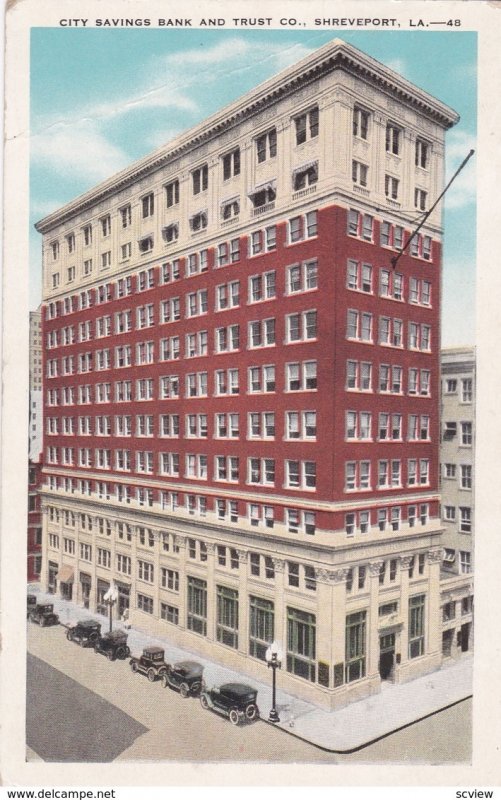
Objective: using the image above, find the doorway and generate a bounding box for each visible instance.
[379,633,395,680]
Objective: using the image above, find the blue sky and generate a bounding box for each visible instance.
[30,29,476,345]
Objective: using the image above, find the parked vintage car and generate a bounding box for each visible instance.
[29,603,59,627]
[66,619,101,646]
[130,646,169,682]
[200,682,259,725]
[27,594,37,618]
[160,660,204,697]
[93,629,130,661]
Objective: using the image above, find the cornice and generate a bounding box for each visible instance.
[35,39,458,236]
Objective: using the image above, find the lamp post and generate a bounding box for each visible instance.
[265,640,282,723]
[103,581,118,633]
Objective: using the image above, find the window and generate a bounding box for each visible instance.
[462,379,473,403]
[120,204,131,228]
[249,597,274,661]
[187,576,207,635]
[141,192,154,218]
[83,225,92,246]
[249,272,276,303]
[192,164,208,195]
[352,160,368,187]
[256,129,277,163]
[285,460,316,490]
[161,568,179,592]
[287,607,316,682]
[165,179,179,208]
[248,458,275,487]
[460,551,472,574]
[353,107,370,139]
[215,412,239,439]
[415,139,429,169]
[248,318,276,348]
[162,223,178,244]
[221,198,239,220]
[215,455,239,483]
[385,124,401,155]
[346,411,371,441]
[286,410,316,440]
[101,215,111,237]
[137,594,153,615]
[461,422,473,446]
[216,586,239,649]
[409,595,425,658]
[460,507,472,533]
[138,236,153,254]
[286,310,317,343]
[345,611,366,683]
[346,310,373,342]
[222,149,240,180]
[215,325,239,353]
[346,360,372,392]
[287,260,318,294]
[293,161,318,191]
[415,188,427,211]
[294,107,319,145]
[345,460,370,491]
[385,175,399,200]
[347,260,373,293]
[161,260,181,283]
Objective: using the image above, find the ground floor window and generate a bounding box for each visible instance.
[117,584,130,617]
[286,607,316,682]
[216,585,239,649]
[187,576,207,636]
[96,580,109,615]
[345,610,367,683]
[80,573,91,609]
[249,596,274,660]
[137,593,154,614]
[48,561,58,594]
[161,602,179,625]
[409,594,425,658]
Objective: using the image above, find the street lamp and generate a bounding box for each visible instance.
[265,640,283,723]
[103,581,118,633]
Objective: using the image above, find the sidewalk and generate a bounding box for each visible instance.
[29,586,473,753]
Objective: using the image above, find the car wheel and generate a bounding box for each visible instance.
[147,668,156,682]
[229,708,240,726]
[160,674,168,689]
[106,651,115,661]
[89,632,98,643]
[116,646,126,660]
[179,683,190,698]
[192,681,202,697]
[131,661,138,673]
[66,630,73,641]
[200,694,210,710]
[246,704,259,721]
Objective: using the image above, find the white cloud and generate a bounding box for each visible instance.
[31,120,129,183]
[384,58,408,77]
[30,198,68,218]
[445,129,476,210]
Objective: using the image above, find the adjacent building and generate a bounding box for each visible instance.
[439,346,475,658]
[28,307,43,581]
[35,39,460,709]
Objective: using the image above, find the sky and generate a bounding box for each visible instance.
[30,29,476,345]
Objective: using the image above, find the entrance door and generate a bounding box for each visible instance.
[118,586,130,617]
[60,581,73,601]
[379,633,395,680]
[442,629,454,657]
[460,623,471,652]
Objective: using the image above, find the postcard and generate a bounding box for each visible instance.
[2,0,501,794]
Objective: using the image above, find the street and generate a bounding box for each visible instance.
[27,622,471,764]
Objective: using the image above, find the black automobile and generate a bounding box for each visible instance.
[66,619,101,646]
[200,682,259,725]
[27,594,37,618]
[93,629,131,661]
[160,660,204,697]
[29,603,59,627]
[130,646,169,682]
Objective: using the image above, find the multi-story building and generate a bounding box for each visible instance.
[35,39,459,709]
[439,347,475,658]
[30,307,43,392]
[27,461,43,581]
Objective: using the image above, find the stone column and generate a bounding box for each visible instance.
[397,555,414,670]
[175,535,187,631]
[367,561,384,678]
[237,549,249,656]
[205,540,216,642]
[272,558,286,651]
[426,548,443,660]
